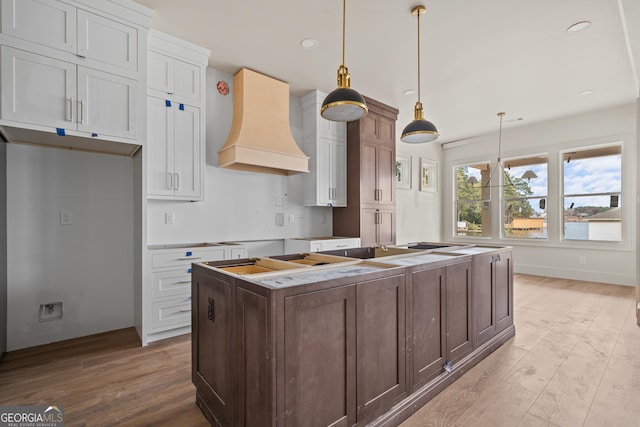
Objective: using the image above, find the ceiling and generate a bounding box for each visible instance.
[132,0,640,143]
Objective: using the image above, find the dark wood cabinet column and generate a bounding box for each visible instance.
[333,96,399,247]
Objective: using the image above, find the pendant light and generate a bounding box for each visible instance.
[401,5,438,143]
[321,0,368,122]
[485,112,514,188]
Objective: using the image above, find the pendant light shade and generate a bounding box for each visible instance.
[401,5,438,143]
[321,0,367,122]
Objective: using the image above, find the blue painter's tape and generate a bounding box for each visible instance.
[56,128,66,136]
[166,99,171,107]
[91,133,98,137]
[179,103,184,111]
[186,251,193,257]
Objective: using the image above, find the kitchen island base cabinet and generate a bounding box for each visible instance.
[284,285,356,427]
[472,249,513,347]
[192,246,515,427]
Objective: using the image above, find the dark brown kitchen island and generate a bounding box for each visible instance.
[191,245,514,427]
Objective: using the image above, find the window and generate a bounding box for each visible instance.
[502,156,548,239]
[562,145,622,241]
[455,163,491,237]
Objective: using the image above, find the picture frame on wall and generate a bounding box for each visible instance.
[396,154,411,189]
[419,158,437,192]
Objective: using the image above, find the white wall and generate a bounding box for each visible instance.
[394,141,443,245]
[442,103,637,286]
[6,144,135,350]
[146,68,332,253]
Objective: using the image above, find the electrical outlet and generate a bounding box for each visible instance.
[165,212,176,225]
[60,210,73,225]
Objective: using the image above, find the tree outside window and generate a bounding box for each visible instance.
[456,163,490,237]
[502,156,548,239]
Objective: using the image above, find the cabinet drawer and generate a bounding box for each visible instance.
[152,297,192,331]
[321,238,360,251]
[152,268,192,298]
[151,247,225,268]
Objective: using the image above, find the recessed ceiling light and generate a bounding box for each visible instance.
[579,89,595,95]
[567,21,591,33]
[403,89,416,96]
[300,38,318,49]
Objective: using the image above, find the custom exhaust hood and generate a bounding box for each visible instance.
[218,68,309,175]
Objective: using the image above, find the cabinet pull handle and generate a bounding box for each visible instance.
[207,297,215,321]
[177,256,202,260]
[68,98,74,122]
[175,173,180,190]
[168,172,174,190]
[79,100,85,124]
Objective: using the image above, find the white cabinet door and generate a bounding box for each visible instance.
[173,58,200,102]
[147,96,175,197]
[1,0,77,53]
[77,67,137,139]
[76,9,138,71]
[316,136,333,205]
[0,46,76,128]
[147,97,201,200]
[148,51,200,103]
[332,138,347,207]
[148,51,174,94]
[173,103,202,199]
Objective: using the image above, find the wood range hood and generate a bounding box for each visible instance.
[218,68,309,175]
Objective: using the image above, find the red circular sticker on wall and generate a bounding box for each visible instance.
[216,80,229,96]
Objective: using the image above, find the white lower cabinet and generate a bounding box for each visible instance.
[145,242,247,343]
[284,237,361,254]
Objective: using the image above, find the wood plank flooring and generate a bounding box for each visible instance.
[0,274,637,426]
[400,274,639,427]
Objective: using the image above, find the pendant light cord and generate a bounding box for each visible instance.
[497,112,503,162]
[342,0,346,66]
[417,10,421,103]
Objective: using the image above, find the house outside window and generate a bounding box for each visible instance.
[455,162,491,237]
[562,145,622,242]
[502,156,548,239]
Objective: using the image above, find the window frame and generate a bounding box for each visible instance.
[500,154,549,240]
[560,143,623,243]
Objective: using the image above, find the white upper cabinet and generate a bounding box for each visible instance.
[0,0,151,152]
[146,30,209,201]
[77,66,137,139]
[1,46,76,129]
[1,0,138,72]
[301,90,347,207]
[76,9,138,71]
[148,51,201,103]
[1,0,77,53]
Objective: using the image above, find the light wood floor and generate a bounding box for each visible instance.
[0,274,637,427]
